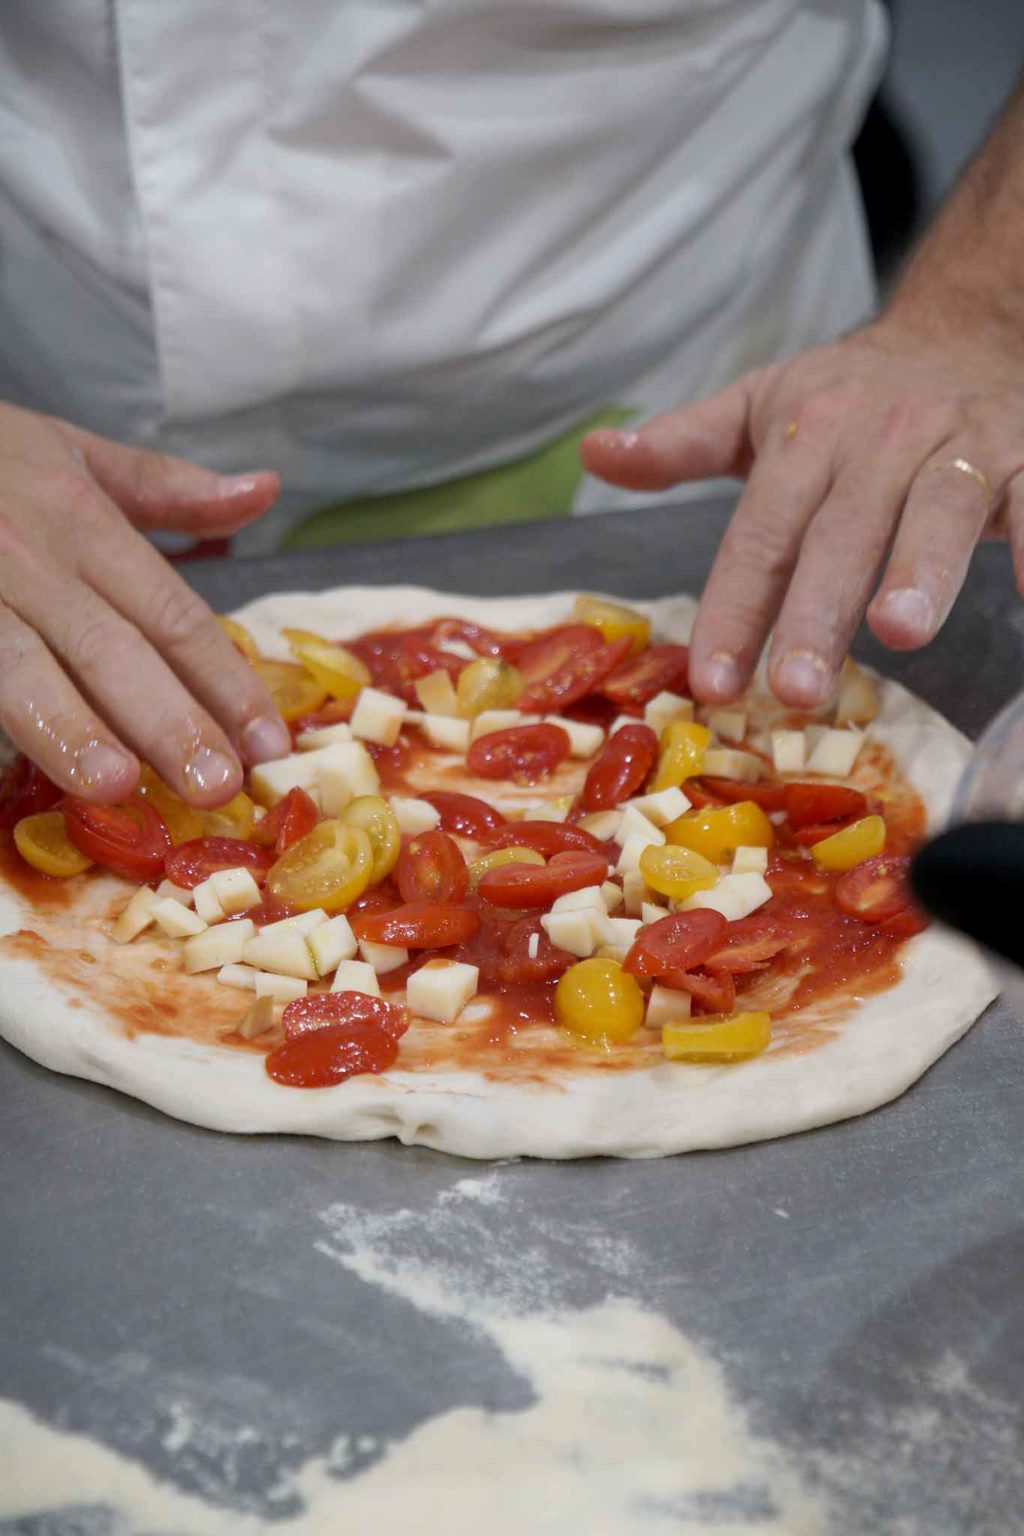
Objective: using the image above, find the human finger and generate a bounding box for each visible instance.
[0,600,139,802]
[579,375,756,490]
[1006,473,1024,595]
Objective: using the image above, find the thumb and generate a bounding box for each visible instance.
[579,374,756,492]
[61,423,280,534]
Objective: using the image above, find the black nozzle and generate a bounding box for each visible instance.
[911,822,1024,970]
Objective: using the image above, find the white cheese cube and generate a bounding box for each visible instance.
[645,984,693,1028]
[550,885,607,916]
[771,730,806,775]
[683,872,772,921]
[415,714,471,753]
[529,799,571,823]
[732,845,768,875]
[641,900,668,925]
[359,939,409,975]
[413,670,460,717]
[307,914,358,976]
[835,657,879,728]
[622,869,651,916]
[209,866,262,917]
[609,714,639,735]
[389,796,441,836]
[331,959,381,996]
[250,750,321,806]
[614,805,666,849]
[151,898,207,938]
[217,963,258,991]
[237,995,275,1040]
[295,722,353,750]
[242,929,319,980]
[707,709,747,743]
[644,691,694,735]
[193,878,226,926]
[112,886,159,944]
[803,725,829,755]
[350,687,407,747]
[540,908,601,959]
[577,810,623,841]
[624,787,690,827]
[317,741,380,814]
[594,943,632,963]
[526,932,540,960]
[470,710,536,742]
[543,716,604,758]
[702,748,764,782]
[260,908,328,938]
[601,880,624,912]
[438,638,477,661]
[183,919,256,974]
[616,831,661,876]
[253,972,308,1004]
[407,959,480,1024]
[155,879,192,907]
[805,728,864,778]
[595,914,643,947]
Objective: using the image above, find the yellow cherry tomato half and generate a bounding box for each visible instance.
[201,790,256,841]
[810,814,886,872]
[468,845,546,886]
[455,656,523,717]
[267,819,373,912]
[281,629,371,701]
[340,795,401,883]
[662,1011,771,1062]
[572,595,651,656]
[217,615,261,660]
[650,721,711,792]
[252,659,329,721]
[14,810,94,878]
[136,766,203,845]
[638,843,719,901]
[665,801,774,864]
[555,957,646,1046]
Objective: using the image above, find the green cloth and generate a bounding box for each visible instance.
[281,405,633,550]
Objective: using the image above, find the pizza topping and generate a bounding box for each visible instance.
[783,783,868,831]
[732,845,769,875]
[331,958,382,996]
[354,901,480,949]
[643,690,694,736]
[466,722,571,783]
[455,656,524,716]
[338,796,402,883]
[810,814,886,871]
[350,686,408,747]
[665,801,774,864]
[0,755,62,831]
[804,728,864,778]
[251,786,320,854]
[661,1011,771,1062]
[682,871,773,922]
[165,836,275,890]
[582,723,658,811]
[771,730,806,775]
[265,1018,401,1088]
[479,820,606,857]
[650,721,710,792]
[698,777,786,812]
[601,642,690,707]
[477,849,610,909]
[252,658,329,721]
[515,626,630,712]
[267,821,374,913]
[406,959,480,1023]
[623,910,728,978]
[13,810,94,878]
[396,830,470,904]
[183,917,256,973]
[834,854,915,923]
[63,797,172,882]
[281,988,409,1041]
[638,844,718,902]
[705,708,747,742]
[282,629,372,700]
[703,917,791,975]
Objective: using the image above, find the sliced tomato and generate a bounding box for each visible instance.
[676,779,727,809]
[282,990,410,1042]
[346,626,437,702]
[347,883,401,919]
[477,849,610,909]
[466,723,570,784]
[478,820,606,857]
[561,695,622,732]
[515,628,631,712]
[165,836,275,890]
[238,894,301,927]
[704,917,792,975]
[396,830,470,904]
[790,818,858,847]
[61,797,171,882]
[623,909,728,977]
[0,755,62,832]
[264,1020,400,1088]
[354,901,480,948]
[432,617,522,660]
[582,723,658,811]
[600,643,689,707]
[784,783,868,831]
[251,787,320,855]
[834,854,913,923]
[699,777,786,813]
[665,967,737,1015]
[401,637,468,684]
[291,699,357,737]
[498,916,577,985]
[422,791,506,838]
[878,906,929,939]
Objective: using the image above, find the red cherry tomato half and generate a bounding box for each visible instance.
[699,777,786,813]
[239,894,301,927]
[432,617,521,660]
[665,967,737,1015]
[704,917,792,975]
[422,791,506,838]
[282,990,410,1042]
[834,854,913,923]
[478,820,606,857]
[251,787,319,855]
[477,849,609,908]
[623,909,728,977]
[354,901,480,948]
[467,723,570,784]
[515,627,632,712]
[498,916,577,985]
[401,637,467,684]
[790,818,859,847]
[600,643,689,707]
[878,906,929,939]
[396,830,470,904]
[291,699,356,737]
[784,782,868,831]
[62,797,171,882]
[582,723,658,811]
[164,836,276,890]
[0,755,63,832]
[264,1019,400,1088]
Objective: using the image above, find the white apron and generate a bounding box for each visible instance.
[0,1,886,550]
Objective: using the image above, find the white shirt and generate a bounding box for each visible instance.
[0,1,885,547]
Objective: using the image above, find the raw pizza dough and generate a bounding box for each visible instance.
[0,588,998,1159]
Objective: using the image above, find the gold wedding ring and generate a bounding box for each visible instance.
[924,456,993,509]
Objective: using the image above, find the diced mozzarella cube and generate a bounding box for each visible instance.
[414,714,471,753]
[595,914,642,947]
[805,728,864,778]
[701,748,763,782]
[771,730,806,775]
[437,638,477,661]
[835,657,879,728]
[601,880,625,912]
[209,866,261,917]
[307,914,358,976]
[803,725,829,755]
[407,959,480,1024]
[331,959,382,996]
[250,751,321,806]
[641,900,668,925]
[253,972,308,1004]
[707,708,747,743]
[624,787,690,827]
[608,714,639,735]
[594,943,631,963]
[155,879,192,906]
[683,872,772,921]
[614,806,666,849]
[470,710,538,742]
[543,716,604,758]
[183,919,256,974]
[645,984,693,1028]
[217,963,258,991]
[550,885,607,916]
[526,932,540,960]
[733,845,769,875]
[622,869,651,916]
[193,879,226,926]
[350,687,407,747]
[260,908,328,938]
[151,898,207,938]
[112,886,159,944]
[389,796,441,836]
[644,691,694,736]
[529,799,571,823]
[317,741,380,813]
[242,929,319,980]
[540,908,601,959]
[295,722,353,750]
[616,831,661,876]
[577,810,623,841]
[414,670,460,717]
[359,939,409,974]
[237,995,275,1040]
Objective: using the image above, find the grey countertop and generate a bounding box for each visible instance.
[2,496,1022,1531]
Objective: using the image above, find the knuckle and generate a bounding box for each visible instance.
[724,511,793,582]
[72,611,133,673]
[147,581,210,651]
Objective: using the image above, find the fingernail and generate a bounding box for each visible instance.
[76,741,135,789]
[774,649,830,705]
[699,650,742,699]
[183,745,237,795]
[216,473,266,499]
[876,587,934,641]
[242,715,291,764]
